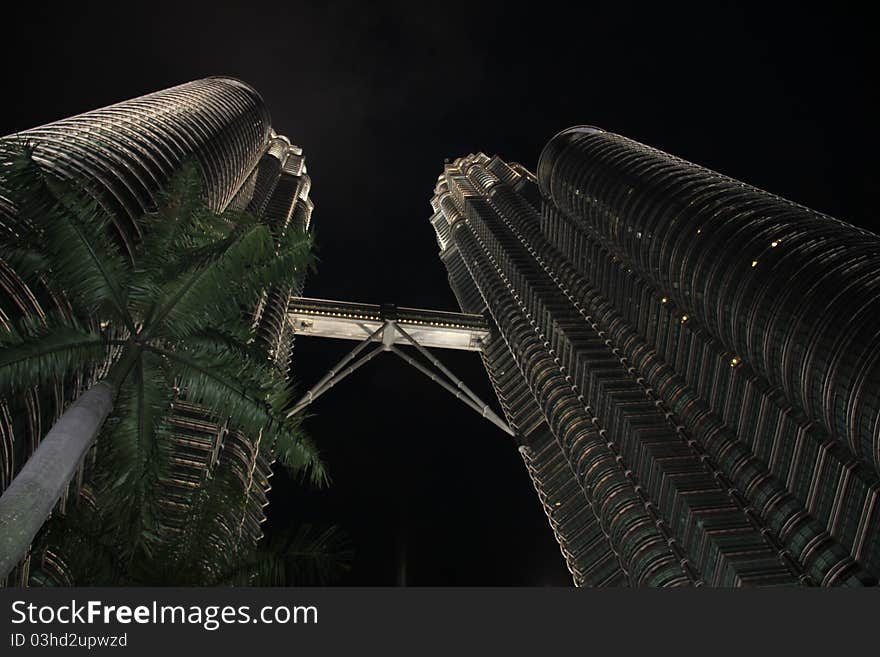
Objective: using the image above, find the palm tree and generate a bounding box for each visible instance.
[0,145,324,578]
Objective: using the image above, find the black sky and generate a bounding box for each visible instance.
[2,1,874,585]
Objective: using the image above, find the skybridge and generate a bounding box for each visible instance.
[286,297,512,435]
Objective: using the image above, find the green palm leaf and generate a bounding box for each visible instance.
[0,147,133,330]
[0,315,110,393]
[30,502,125,586]
[147,342,285,437]
[148,340,327,486]
[274,426,328,487]
[95,352,175,561]
[274,524,353,585]
[218,524,353,586]
[144,223,276,339]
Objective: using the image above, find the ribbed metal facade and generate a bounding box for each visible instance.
[0,78,312,583]
[429,128,880,586]
[7,77,272,258]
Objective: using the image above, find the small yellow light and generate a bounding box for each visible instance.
[554,502,562,507]
[681,315,689,323]
[751,260,758,267]
[730,357,739,367]
[661,297,668,304]
[770,240,779,248]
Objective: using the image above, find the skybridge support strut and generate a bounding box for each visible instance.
[286,341,385,418]
[285,299,514,436]
[387,344,513,436]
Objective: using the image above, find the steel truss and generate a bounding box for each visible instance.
[286,303,513,436]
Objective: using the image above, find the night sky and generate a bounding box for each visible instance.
[3,2,874,585]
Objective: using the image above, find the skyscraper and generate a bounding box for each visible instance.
[429,127,880,586]
[0,77,312,583]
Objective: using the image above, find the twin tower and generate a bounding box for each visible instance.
[3,78,879,586]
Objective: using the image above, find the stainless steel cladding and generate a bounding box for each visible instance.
[7,77,272,258]
[430,129,880,587]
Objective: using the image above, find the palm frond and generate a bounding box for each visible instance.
[161,467,252,585]
[146,342,286,438]
[217,228,315,320]
[219,554,288,586]
[137,162,209,255]
[274,524,353,585]
[91,351,175,562]
[128,163,228,322]
[218,524,353,586]
[147,340,327,487]
[143,222,276,339]
[145,218,314,341]
[29,502,124,586]
[0,315,110,393]
[179,326,271,365]
[273,425,329,488]
[0,148,133,329]
[0,245,52,284]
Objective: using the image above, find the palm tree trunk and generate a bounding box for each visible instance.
[0,381,114,579]
[0,344,140,580]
